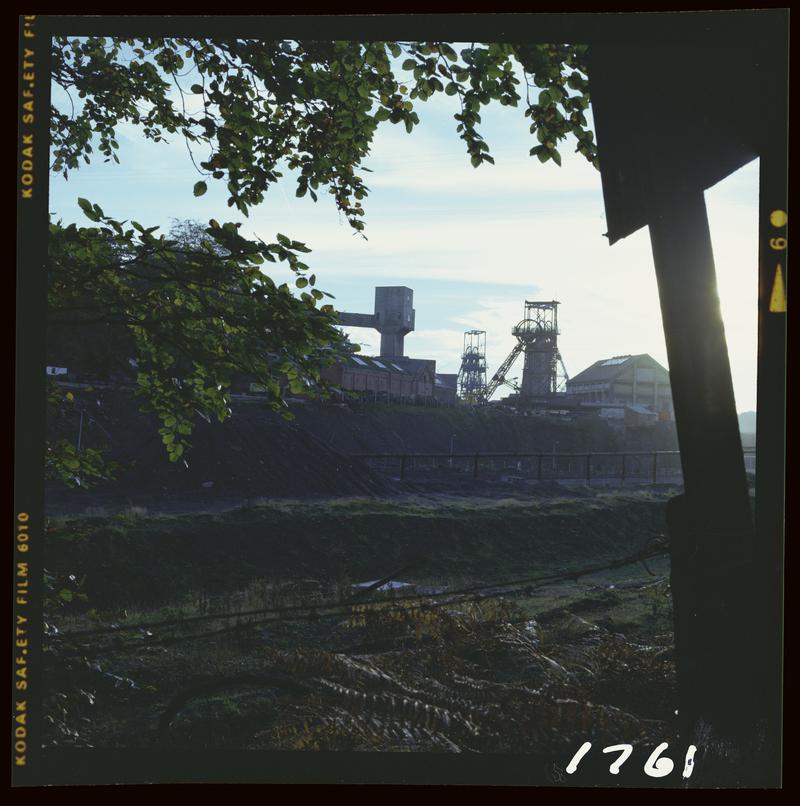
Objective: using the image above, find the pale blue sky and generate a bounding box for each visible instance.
[49,47,760,411]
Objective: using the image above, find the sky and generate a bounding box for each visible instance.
[48,46,760,412]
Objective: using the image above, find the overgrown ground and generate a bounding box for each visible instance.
[43,492,677,757]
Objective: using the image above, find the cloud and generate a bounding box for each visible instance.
[366,126,602,196]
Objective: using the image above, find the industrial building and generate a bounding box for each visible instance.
[321,354,457,406]
[565,354,674,420]
[321,355,433,403]
[329,286,457,405]
[433,374,458,405]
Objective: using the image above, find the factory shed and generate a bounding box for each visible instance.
[321,354,436,402]
[433,373,458,406]
[566,354,673,419]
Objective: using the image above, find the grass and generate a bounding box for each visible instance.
[45,492,672,623]
[43,492,677,755]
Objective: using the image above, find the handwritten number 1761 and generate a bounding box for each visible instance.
[566,742,697,779]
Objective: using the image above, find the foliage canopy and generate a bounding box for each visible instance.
[48,37,596,485]
[47,209,344,485]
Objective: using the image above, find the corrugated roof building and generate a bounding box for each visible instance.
[566,354,673,420]
[321,354,437,403]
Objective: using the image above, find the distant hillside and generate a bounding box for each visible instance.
[738,411,757,434]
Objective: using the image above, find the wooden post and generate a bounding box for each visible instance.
[620,453,626,485]
[651,451,657,484]
[649,189,752,524]
[586,453,591,484]
[648,186,756,749]
[76,408,84,452]
[473,454,479,478]
[537,454,543,481]
[399,454,406,480]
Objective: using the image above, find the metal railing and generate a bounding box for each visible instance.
[350,449,757,485]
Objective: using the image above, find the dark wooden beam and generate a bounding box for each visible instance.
[649,188,751,526]
[648,185,767,782]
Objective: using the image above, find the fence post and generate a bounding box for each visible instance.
[621,453,626,485]
[76,409,85,452]
[400,454,406,480]
[473,454,479,478]
[652,451,658,484]
[537,454,543,481]
[586,453,591,485]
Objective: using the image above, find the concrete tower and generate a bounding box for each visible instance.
[337,286,415,358]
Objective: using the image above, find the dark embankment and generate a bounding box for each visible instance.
[46,494,669,610]
[46,389,678,515]
[289,400,679,455]
[46,390,396,516]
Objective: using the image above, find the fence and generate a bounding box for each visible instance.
[350,449,757,486]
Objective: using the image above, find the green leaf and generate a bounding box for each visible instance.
[440,43,459,61]
[193,181,207,197]
[77,197,100,221]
